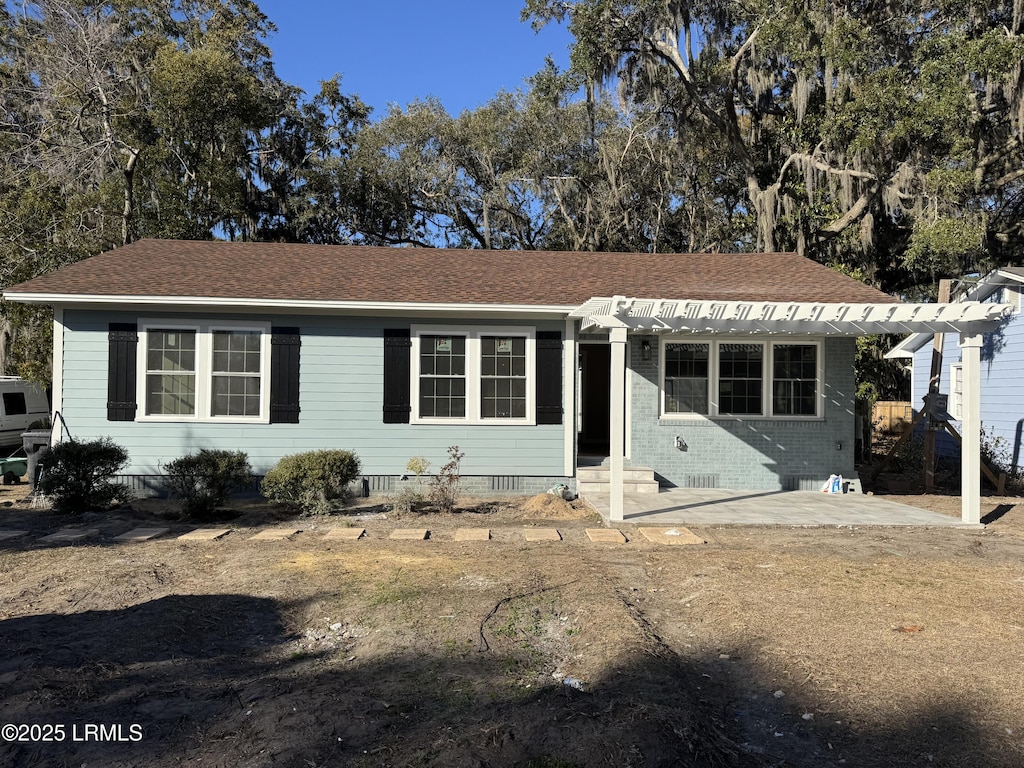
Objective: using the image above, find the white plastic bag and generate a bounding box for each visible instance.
[820,474,843,493]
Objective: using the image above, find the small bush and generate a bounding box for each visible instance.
[389,486,424,515]
[163,449,253,519]
[389,456,432,514]
[261,449,361,515]
[430,445,464,513]
[38,437,132,514]
[406,456,431,479]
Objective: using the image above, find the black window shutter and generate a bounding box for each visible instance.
[383,329,411,423]
[270,327,301,423]
[536,331,563,424]
[107,323,138,421]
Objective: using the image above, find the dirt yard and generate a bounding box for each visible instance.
[1,485,1023,768]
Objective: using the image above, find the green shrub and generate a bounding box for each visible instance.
[163,449,253,519]
[38,438,132,514]
[260,449,361,515]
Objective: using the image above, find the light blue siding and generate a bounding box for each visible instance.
[910,311,1024,473]
[60,310,566,477]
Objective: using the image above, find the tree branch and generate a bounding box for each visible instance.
[821,182,880,235]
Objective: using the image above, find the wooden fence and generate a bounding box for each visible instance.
[872,400,914,434]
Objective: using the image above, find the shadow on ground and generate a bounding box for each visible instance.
[0,594,1005,768]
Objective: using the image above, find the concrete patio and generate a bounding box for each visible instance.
[584,488,977,527]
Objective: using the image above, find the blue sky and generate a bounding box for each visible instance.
[257,1,575,117]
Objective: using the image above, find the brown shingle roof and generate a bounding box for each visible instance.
[4,239,896,306]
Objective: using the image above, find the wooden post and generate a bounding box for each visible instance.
[960,333,982,524]
[609,327,627,522]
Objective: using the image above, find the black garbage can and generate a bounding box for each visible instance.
[21,429,52,491]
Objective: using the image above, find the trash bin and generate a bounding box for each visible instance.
[21,429,52,491]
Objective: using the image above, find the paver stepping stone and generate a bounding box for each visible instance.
[454,528,490,541]
[249,528,301,541]
[114,527,169,542]
[177,528,231,541]
[324,528,365,541]
[0,530,28,541]
[40,529,99,543]
[638,527,705,545]
[523,528,561,542]
[586,528,627,544]
[389,529,428,540]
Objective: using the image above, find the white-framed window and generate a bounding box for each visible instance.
[661,337,823,419]
[719,342,764,415]
[663,342,710,414]
[138,320,271,422]
[771,342,820,416]
[950,361,963,420]
[411,326,535,424]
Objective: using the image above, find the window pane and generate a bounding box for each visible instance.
[2,392,27,416]
[148,330,196,373]
[210,331,262,417]
[211,375,261,417]
[146,330,197,415]
[213,331,261,374]
[480,335,527,419]
[420,377,465,418]
[664,343,709,414]
[419,335,467,418]
[719,343,763,415]
[146,374,196,415]
[772,344,817,416]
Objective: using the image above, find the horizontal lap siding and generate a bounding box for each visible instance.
[60,310,565,476]
[910,318,1024,470]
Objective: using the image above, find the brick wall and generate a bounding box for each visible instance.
[628,336,857,490]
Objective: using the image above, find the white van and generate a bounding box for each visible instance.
[0,377,50,448]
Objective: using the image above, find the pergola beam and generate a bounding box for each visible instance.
[572,299,1013,337]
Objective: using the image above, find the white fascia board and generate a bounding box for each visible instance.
[3,292,576,318]
[957,269,1024,302]
[994,269,1024,285]
[885,332,932,359]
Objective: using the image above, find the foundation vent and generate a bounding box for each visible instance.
[684,474,720,489]
[784,476,820,491]
[366,475,395,493]
[491,476,522,492]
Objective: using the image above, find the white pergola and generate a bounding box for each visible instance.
[568,298,1015,525]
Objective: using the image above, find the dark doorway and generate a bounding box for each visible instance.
[578,344,610,455]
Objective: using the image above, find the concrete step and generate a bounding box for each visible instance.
[578,479,661,494]
[576,465,656,483]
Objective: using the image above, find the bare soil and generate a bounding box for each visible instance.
[1,485,1023,768]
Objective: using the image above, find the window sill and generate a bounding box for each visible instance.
[658,415,825,426]
[134,416,270,425]
[410,418,537,427]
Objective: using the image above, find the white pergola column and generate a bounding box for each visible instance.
[609,327,627,522]
[960,333,982,524]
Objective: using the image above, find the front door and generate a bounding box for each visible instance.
[578,344,610,455]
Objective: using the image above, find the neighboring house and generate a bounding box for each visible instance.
[888,267,1024,475]
[3,239,1010,522]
